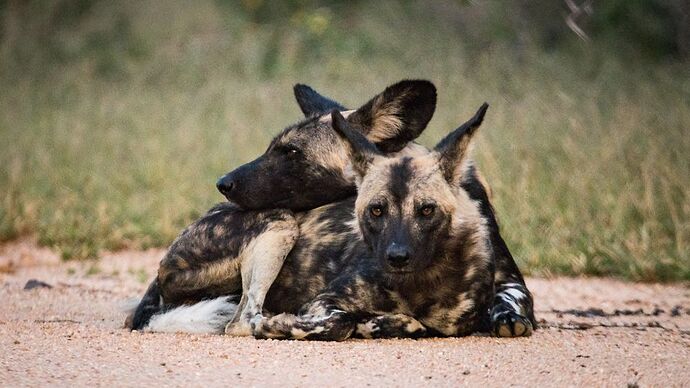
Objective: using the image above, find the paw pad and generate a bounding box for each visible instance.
[492,311,533,337]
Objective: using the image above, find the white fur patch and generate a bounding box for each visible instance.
[492,293,522,319]
[344,215,360,235]
[356,320,379,338]
[145,297,238,334]
[503,287,527,301]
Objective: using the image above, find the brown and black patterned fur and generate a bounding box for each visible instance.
[129,204,298,331]
[129,80,534,337]
[253,106,497,340]
[129,80,438,333]
[226,82,535,336]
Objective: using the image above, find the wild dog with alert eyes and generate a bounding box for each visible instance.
[253,105,496,339]
[128,81,534,338]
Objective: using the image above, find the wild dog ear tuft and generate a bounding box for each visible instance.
[434,103,488,186]
[331,110,382,179]
[347,80,436,153]
[293,84,346,117]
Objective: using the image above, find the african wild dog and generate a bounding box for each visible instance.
[253,105,496,339]
[218,82,534,337]
[129,80,438,334]
[128,80,534,337]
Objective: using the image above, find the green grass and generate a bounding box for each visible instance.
[0,1,688,281]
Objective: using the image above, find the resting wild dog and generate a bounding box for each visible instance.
[254,105,495,339]
[129,80,438,333]
[129,80,534,337]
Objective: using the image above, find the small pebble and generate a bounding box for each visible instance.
[24,279,53,290]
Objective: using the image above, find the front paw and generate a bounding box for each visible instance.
[224,320,253,336]
[250,313,288,339]
[492,311,533,337]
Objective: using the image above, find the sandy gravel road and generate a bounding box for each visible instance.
[1,239,689,387]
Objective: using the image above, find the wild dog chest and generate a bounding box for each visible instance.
[352,265,492,336]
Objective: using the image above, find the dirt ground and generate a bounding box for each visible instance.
[1,239,688,387]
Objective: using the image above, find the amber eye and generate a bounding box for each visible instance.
[370,206,383,217]
[420,204,435,217]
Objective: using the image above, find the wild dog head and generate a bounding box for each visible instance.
[331,104,490,276]
[216,80,437,211]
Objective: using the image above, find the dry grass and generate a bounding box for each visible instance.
[0,1,688,281]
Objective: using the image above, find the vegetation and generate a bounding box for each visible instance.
[0,1,688,281]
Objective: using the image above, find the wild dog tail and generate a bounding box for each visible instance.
[123,279,238,334]
[144,296,238,334]
[126,279,238,334]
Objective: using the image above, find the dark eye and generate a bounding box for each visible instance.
[420,204,435,217]
[278,144,301,156]
[369,205,384,217]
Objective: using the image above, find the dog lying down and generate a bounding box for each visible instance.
[251,105,494,339]
[127,81,534,338]
[135,103,510,340]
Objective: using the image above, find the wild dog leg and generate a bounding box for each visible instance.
[355,314,427,339]
[253,311,356,341]
[489,230,535,337]
[224,223,298,336]
[461,166,535,337]
[253,294,360,341]
[128,279,163,330]
[490,281,534,337]
[128,203,297,331]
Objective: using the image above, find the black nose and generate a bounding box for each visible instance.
[386,243,410,268]
[216,175,235,197]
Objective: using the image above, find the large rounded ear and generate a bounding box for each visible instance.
[347,80,437,153]
[434,103,488,186]
[330,110,382,180]
[293,84,346,117]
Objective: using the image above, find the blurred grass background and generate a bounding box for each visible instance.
[0,0,688,281]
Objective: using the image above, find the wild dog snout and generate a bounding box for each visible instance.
[386,243,411,269]
[216,174,236,198]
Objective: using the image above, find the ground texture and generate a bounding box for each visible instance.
[1,239,689,387]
